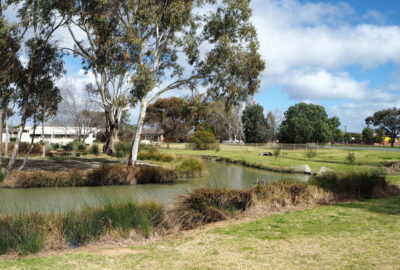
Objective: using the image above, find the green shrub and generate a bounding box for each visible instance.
[91,144,100,156]
[0,170,4,182]
[305,149,317,159]
[116,142,131,157]
[77,144,86,151]
[62,142,76,151]
[309,170,389,199]
[273,148,281,159]
[176,158,204,178]
[51,143,60,150]
[188,131,219,150]
[346,152,356,164]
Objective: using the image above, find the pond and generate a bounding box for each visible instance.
[0,161,310,215]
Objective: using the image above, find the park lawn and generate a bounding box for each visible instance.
[1,195,399,270]
[158,143,400,173]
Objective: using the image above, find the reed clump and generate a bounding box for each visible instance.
[0,201,164,255]
[3,165,178,188]
[176,158,204,178]
[168,188,254,230]
[309,169,398,199]
[138,151,176,162]
[0,213,45,255]
[135,166,177,184]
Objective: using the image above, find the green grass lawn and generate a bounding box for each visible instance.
[157,143,400,175]
[1,195,399,270]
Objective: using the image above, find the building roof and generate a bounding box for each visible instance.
[9,126,101,135]
[142,128,163,135]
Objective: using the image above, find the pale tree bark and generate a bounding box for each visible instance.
[18,121,38,171]
[128,99,148,166]
[0,108,3,167]
[6,108,28,176]
[41,121,45,157]
[4,111,9,158]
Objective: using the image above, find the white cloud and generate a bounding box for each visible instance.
[280,69,367,100]
[252,0,400,100]
[330,98,400,132]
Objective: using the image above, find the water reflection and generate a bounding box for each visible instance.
[0,161,309,215]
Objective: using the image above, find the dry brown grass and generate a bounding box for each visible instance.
[1,164,178,188]
[166,182,334,231]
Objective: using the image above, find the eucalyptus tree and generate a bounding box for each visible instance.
[366,108,400,147]
[18,85,62,170]
[117,0,265,165]
[0,16,20,166]
[3,0,65,174]
[55,1,132,155]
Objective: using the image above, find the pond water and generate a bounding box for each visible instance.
[0,161,309,215]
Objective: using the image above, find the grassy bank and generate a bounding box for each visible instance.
[0,170,398,256]
[1,195,399,269]
[159,143,400,174]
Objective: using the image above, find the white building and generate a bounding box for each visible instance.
[2,126,100,145]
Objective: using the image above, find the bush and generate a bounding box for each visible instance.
[62,142,76,151]
[169,188,254,230]
[346,152,356,164]
[91,144,100,156]
[52,143,60,150]
[309,170,390,199]
[305,149,317,159]
[116,142,131,158]
[138,151,175,162]
[135,166,177,184]
[176,158,204,178]
[0,170,4,182]
[77,144,86,151]
[273,148,281,159]
[14,142,42,155]
[188,131,219,150]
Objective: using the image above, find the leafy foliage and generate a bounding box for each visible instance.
[279,103,341,143]
[188,131,219,150]
[145,97,198,142]
[242,104,269,143]
[365,108,400,147]
[362,127,375,144]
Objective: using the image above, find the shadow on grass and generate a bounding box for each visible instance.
[336,195,400,215]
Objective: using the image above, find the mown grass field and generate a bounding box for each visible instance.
[158,143,400,181]
[1,195,399,270]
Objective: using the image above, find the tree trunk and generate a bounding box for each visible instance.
[0,108,3,167]
[41,122,45,157]
[18,122,38,171]
[128,99,148,166]
[6,111,28,176]
[5,112,9,158]
[103,110,119,156]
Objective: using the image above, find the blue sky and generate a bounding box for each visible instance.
[49,0,400,132]
[248,0,400,132]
